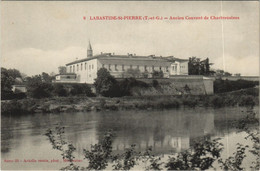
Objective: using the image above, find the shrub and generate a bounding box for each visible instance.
[239,95,255,107]
[53,84,67,97]
[210,96,224,108]
[214,79,258,93]
[182,96,198,107]
[94,68,119,97]
[70,84,94,97]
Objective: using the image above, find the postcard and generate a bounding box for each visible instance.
[1,1,259,170]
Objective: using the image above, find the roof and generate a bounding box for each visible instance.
[87,41,92,50]
[66,53,188,66]
[55,73,77,76]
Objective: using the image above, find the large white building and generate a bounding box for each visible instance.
[59,42,189,84]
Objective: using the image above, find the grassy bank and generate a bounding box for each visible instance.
[1,87,258,115]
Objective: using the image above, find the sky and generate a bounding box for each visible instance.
[1,1,259,76]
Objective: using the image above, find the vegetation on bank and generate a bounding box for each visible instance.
[1,67,259,115]
[2,87,258,115]
[45,107,259,170]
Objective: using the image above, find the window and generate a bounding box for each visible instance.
[152,66,154,71]
[109,64,111,70]
[137,65,139,69]
[130,65,132,69]
[77,64,79,71]
[122,65,125,71]
[159,66,162,71]
[73,65,75,72]
[92,64,94,69]
[144,65,147,71]
[85,63,87,70]
[102,64,105,68]
[89,65,91,70]
[166,66,169,72]
[81,63,83,70]
[115,64,117,71]
[70,66,72,73]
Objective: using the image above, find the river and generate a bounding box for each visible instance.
[1,106,258,170]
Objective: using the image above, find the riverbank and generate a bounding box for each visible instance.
[1,87,258,115]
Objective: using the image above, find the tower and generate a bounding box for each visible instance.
[87,41,93,57]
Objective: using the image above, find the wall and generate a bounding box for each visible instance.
[130,76,214,95]
[67,59,98,84]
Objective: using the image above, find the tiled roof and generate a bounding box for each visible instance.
[66,53,188,66]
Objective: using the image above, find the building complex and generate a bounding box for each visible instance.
[56,42,189,84]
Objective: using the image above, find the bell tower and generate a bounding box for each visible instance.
[87,41,93,57]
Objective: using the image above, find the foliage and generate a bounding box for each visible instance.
[94,68,119,97]
[246,130,260,170]
[210,95,224,108]
[58,66,67,74]
[214,79,258,93]
[188,57,212,75]
[165,138,223,170]
[45,127,80,170]
[124,68,141,78]
[26,75,53,98]
[218,143,248,171]
[113,144,139,170]
[1,67,23,99]
[118,78,149,96]
[152,80,159,88]
[141,71,149,78]
[41,72,54,83]
[53,84,67,97]
[215,69,232,77]
[239,95,256,107]
[70,84,94,96]
[83,131,114,170]
[152,70,164,78]
[46,115,260,171]
[182,95,198,107]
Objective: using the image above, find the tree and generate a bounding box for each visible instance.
[188,57,213,75]
[42,72,54,83]
[152,70,164,78]
[215,70,232,77]
[58,66,67,74]
[125,68,141,78]
[26,75,53,98]
[1,68,15,92]
[94,68,118,97]
[53,84,67,97]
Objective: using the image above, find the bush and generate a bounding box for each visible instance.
[27,82,53,99]
[214,79,258,93]
[1,100,34,115]
[182,96,198,107]
[239,95,255,107]
[53,84,67,97]
[70,84,94,97]
[210,96,225,108]
[94,68,119,97]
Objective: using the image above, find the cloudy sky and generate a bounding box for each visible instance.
[1,1,259,76]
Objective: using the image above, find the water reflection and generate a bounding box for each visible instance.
[1,107,255,169]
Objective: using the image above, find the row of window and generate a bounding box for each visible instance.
[69,63,185,73]
[102,64,169,72]
[69,63,94,73]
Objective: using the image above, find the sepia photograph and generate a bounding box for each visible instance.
[1,1,259,170]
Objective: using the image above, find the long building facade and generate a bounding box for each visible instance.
[64,42,189,84]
